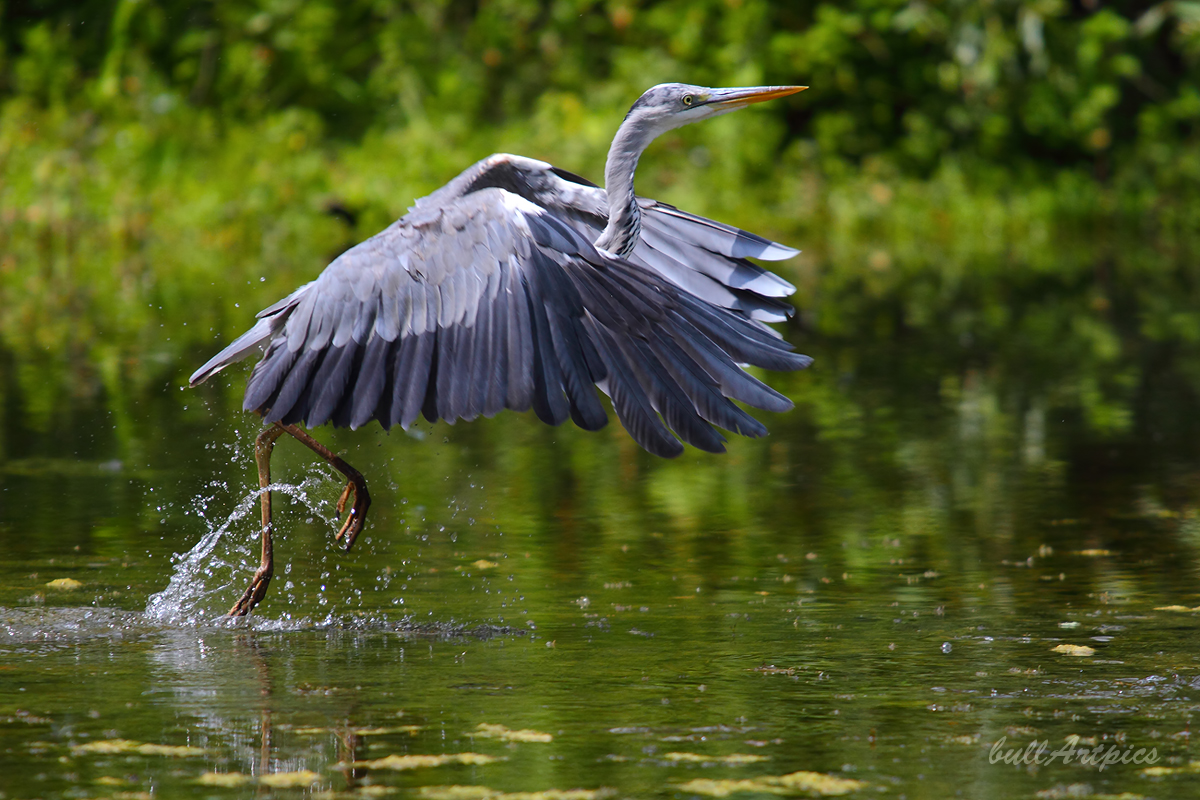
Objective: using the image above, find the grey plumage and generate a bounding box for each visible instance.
[191,83,812,459]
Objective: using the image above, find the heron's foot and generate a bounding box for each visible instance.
[334,477,371,551]
[228,565,273,617]
[336,481,353,516]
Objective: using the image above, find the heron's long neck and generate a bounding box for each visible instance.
[595,117,656,258]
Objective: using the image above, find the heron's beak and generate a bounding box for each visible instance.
[705,85,807,110]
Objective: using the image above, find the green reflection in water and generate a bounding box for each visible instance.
[6,150,1200,794]
[4,262,1200,798]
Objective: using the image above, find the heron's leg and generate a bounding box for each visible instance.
[228,423,287,617]
[277,424,371,550]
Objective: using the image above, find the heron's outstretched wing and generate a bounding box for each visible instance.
[191,181,810,457]
[426,154,799,324]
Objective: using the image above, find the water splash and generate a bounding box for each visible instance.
[145,474,337,625]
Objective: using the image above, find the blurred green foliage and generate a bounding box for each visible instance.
[2,0,1200,454]
[8,0,1200,173]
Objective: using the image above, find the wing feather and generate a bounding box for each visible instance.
[584,317,683,458]
[467,288,493,421]
[665,311,794,413]
[350,332,391,429]
[545,303,607,431]
[644,202,800,264]
[522,264,570,426]
[618,335,726,454]
[242,339,296,414]
[448,301,475,422]
[395,332,435,430]
[434,320,459,422]
[268,347,322,425]
[484,267,510,417]
[421,332,441,424]
[648,327,768,438]
[505,259,535,411]
[305,341,358,426]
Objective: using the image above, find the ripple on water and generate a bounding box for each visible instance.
[0,606,147,645]
[0,603,528,647]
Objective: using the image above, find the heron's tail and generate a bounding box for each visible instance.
[188,284,312,387]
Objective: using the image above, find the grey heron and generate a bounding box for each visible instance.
[190,83,812,616]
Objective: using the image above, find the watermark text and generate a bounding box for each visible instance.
[989,735,1158,772]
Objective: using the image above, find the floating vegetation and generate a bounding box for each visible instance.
[663,753,769,765]
[675,771,867,796]
[470,724,553,743]
[1035,784,1145,799]
[260,770,324,788]
[457,560,499,571]
[45,578,83,590]
[335,753,502,771]
[1141,761,1200,776]
[1152,605,1200,612]
[196,771,323,788]
[294,726,421,736]
[71,739,206,757]
[195,772,255,787]
[1051,645,1096,657]
[415,786,614,800]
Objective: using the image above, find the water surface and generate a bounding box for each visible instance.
[4,243,1200,799]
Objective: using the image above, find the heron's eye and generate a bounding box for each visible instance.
[682,95,694,107]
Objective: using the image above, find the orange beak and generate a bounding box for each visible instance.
[705,85,807,110]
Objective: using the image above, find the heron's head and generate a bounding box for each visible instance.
[625,83,807,135]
